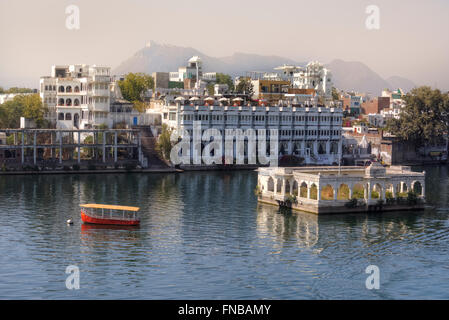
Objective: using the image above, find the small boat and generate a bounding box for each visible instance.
[80,204,140,226]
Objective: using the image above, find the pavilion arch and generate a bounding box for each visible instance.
[299,182,308,198]
[352,183,365,199]
[337,184,350,200]
[310,183,318,200]
[285,180,291,194]
[385,183,395,198]
[292,180,298,196]
[276,178,282,193]
[412,181,423,195]
[396,182,408,195]
[321,184,335,200]
[267,177,274,192]
[371,183,383,199]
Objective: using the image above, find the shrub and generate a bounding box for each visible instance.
[286,193,297,204]
[345,198,358,208]
[407,191,418,205]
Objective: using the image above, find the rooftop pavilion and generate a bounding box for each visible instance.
[257,163,426,214]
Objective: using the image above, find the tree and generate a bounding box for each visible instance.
[206,83,215,96]
[385,86,449,147]
[235,79,254,96]
[332,87,339,101]
[0,94,48,128]
[118,73,154,107]
[156,124,174,160]
[215,73,234,91]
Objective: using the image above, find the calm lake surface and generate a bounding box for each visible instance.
[0,166,448,299]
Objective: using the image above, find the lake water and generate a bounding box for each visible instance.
[0,166,448,299]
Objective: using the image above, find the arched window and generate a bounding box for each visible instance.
[321,185,334,200]
[267,177,274,192]
[412,181,422,195]
[300,182,308,198]
[66,99,72,106]
[58,98,64,106]
[276,178,282,193]
[310,184,318,200]
[337,184,350,200]
[74,99,80,106]
[74,86,80,93]
[58,113,64,120]
[65,113,72,120]
[58,86,65,93]
[66,86,72,93]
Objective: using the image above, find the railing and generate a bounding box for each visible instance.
[82,208,139,221]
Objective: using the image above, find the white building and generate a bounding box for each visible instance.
[292,61,333,100]
[157,98,344,165]
[40,64,113,129]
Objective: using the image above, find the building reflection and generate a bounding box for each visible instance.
[256,203,319,248]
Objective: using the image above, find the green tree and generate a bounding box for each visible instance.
[118,73,154,104]
[235,79,254,95]
[156,124,174,160]
[385,86,449,147]
[0,94,48,128]
[215,73,234,91]
[206,83,215,96]
[332,87,339,101]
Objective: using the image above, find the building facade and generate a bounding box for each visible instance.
[40,64,113,129]
[158,100,344,165]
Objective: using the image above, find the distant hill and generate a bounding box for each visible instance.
[325,59,392,95]
[113,41,415,95]
[386,76,416,93]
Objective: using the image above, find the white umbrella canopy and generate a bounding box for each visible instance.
[204,97,215,101]
[174,96,185,101]
[189,97,200,101]
[218,97,229,102]
[233,97,244,101]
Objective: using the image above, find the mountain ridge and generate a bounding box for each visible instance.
[113,41,415,95]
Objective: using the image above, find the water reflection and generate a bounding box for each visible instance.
[256,203,319,248]
[0,168,449,299]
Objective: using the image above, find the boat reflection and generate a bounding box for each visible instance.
[80,222,142,247]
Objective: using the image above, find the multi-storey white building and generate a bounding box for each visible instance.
[157,99,343,165]
[40,64,112,129]
[292,61,333,100]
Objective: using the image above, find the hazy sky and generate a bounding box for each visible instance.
[1,0,448,89]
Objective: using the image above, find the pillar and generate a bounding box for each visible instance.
[59,132,62,164]
[102,131,106,163]
[333,184,338,200]
[307,185,311,199]
[77,131,81,164]
[21,131,24,164]
[33,131,36,165]
[114,131,118,163]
